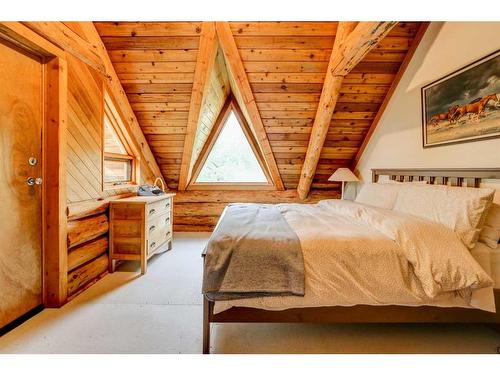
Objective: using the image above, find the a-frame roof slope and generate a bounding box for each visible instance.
[95,21,203,190]
[95,21,426,194]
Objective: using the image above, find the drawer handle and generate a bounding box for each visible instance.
[166,231,171,238]
[149,208,156,215]
[150,241,156,249]
[165,202,170,209]
[165,217,170,224]
[149,225,156,232]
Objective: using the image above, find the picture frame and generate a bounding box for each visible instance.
[421,49,500,148]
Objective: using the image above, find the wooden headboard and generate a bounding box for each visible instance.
[371,168,500,187]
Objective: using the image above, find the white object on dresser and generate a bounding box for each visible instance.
[109,194,175,274]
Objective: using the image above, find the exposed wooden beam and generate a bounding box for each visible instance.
[215,22,285,191]
[328,22,398,76]
[0,22,65,59]
[178,22,219,191]
[297,22,397,199]
[351,22,430,170]
[81,22,164,184]
[296,22,357,199]
[22,22,106,75]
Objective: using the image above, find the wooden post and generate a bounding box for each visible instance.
[44,56,69,307]
[296,22,356,199]
[203,296,211,354]
[297,22,397,199]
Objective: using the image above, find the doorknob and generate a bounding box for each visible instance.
[27,177,43,186]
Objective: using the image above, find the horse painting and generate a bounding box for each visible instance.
[422,49,500,147]
[450,94,499,122]
[428,105,459,126]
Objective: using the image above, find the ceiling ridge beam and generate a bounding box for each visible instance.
[297,21,397,199]
[178,22,219,191]
[351,22,430,170]
[215,21,285,191]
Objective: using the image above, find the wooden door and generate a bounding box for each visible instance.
[0,39,43,328]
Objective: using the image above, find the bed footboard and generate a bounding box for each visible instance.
[202,291,500,353]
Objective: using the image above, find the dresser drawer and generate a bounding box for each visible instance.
[146,212,170,238]
[147,229,172,255]
[146,212,172,254]
[146,197,172,220]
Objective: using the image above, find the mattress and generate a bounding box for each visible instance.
[213,202,496,314]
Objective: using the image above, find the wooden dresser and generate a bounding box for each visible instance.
[109,194,175,274]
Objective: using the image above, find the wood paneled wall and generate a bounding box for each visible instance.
[173,189,340,232]
[66,55,139,204]
[65,43,148,298]
[66,55,104,203]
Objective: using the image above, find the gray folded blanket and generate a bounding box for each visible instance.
[202,203,305,301]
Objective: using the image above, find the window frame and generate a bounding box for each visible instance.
[102,90,140,190]
[188,96,274,191]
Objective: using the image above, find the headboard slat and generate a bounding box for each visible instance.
[466,178,475,187]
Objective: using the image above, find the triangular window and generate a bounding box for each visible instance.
[103,92,138,187]
[190,98,272,188]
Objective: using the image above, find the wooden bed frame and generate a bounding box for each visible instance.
[202,168,500,354]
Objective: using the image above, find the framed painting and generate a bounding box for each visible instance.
[421,49,500,148]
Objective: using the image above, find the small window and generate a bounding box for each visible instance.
[104,156,133,184]
[103,92,137,188]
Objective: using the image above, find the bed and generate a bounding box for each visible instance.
[202,168,500,354]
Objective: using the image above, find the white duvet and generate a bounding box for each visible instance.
[214,200,495,314]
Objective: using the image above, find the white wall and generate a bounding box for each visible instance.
[356,22,500,194]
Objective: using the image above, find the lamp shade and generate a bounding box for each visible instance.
[328,168,359,182]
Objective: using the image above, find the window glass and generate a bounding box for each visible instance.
[104,116,127,155]
[196,111,267,183]
[104,158,132,183]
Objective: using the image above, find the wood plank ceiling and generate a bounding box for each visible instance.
[95,21,423,193]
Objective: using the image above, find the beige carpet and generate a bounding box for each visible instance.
[0,233,499,354]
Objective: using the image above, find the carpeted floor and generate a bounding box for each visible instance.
[0,232,499,354]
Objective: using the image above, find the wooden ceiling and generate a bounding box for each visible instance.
[94,21,425,194]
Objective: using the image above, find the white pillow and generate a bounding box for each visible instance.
[354,183,402,210]
[479,203,500,249]
[393,184,494,249]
